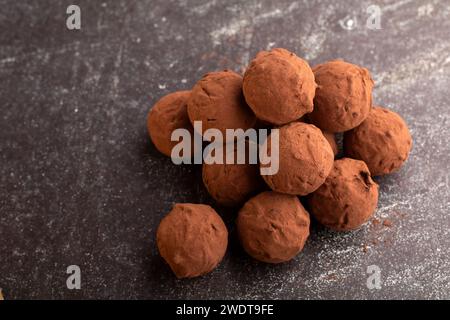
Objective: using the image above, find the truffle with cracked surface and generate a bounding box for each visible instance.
[237,191,310,263]
[344,106,412,176]
[307,158,379,231]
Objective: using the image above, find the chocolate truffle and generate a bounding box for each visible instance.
[308,158,379,231]
[147,91,193,157]
[187,70,256,135]
[323,131,338,156]
[309,60,374,132]
[156,203,228,278]
[202,144,264,207]
[261,122,334,195]
[344,106,412,176]
[237,191,310,263]
[243,48,316,125]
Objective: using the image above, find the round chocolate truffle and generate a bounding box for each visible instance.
[243,48,316,125]
[309,60,374,132]
[202,143,264,207]
[344,106,412,176]
[307,158,379,231]
[261,122,334,195]
[187,70,256,135]
[323,131,338,156]
[147,91,193,157]
[237,191,310,263]
[156,203,228,278]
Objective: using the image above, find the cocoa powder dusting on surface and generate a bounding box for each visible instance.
[383,219,393,227]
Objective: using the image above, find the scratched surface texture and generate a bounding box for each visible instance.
[0,0,449,300]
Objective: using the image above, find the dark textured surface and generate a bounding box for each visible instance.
[0,0,449,299]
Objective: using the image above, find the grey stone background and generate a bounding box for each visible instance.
[0,0,449,299]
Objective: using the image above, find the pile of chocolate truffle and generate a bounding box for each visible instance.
[148,48,412,279]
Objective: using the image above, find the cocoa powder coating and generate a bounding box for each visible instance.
[261,122,334,195]
[309,60,374,132]
[202,144,264,207]
[156,203,228,278]
[307,158,379,231]
[187,70,256,135]
[237,191,310,263]
[243,48,316,125]
[344,106,412,176]
[148,48,414,279]
[322,131,338,156]
[147,90,192,157]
